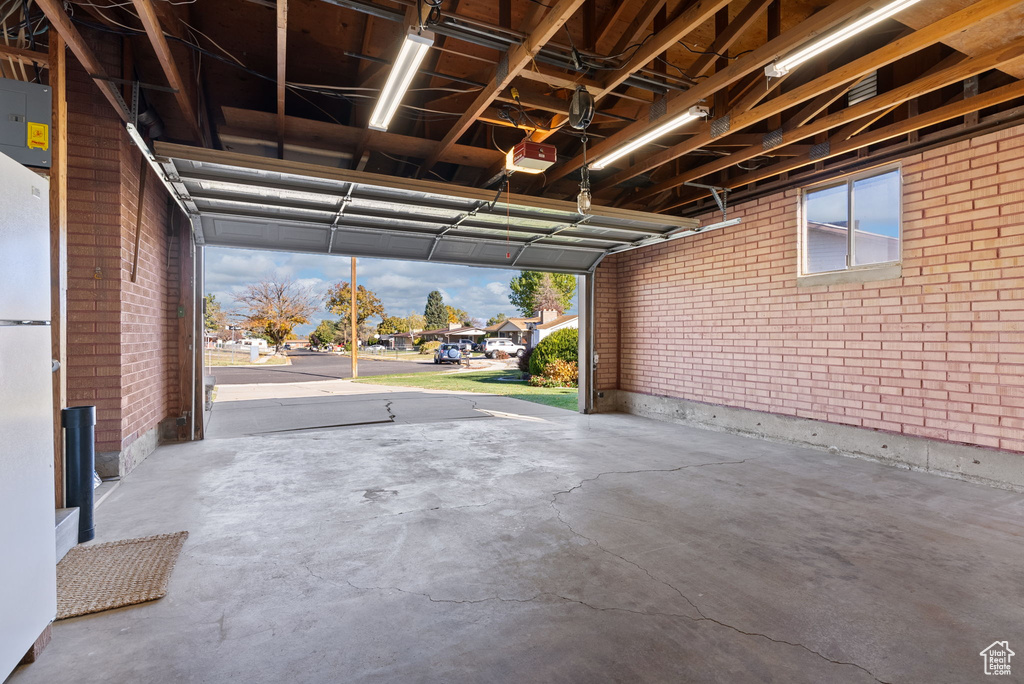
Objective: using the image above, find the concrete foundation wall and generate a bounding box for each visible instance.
[65,26,186,476]
[595,124,1024,484]
[599,389,1024,492]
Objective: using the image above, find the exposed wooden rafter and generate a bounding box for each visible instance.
[600,0,1024,198]
[543,0,881,186]
[34,0,128,122]
[418,0,587,175]
[276,0,288,158]
[129,0,207,144]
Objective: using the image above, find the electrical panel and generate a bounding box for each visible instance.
[0,78,52,168]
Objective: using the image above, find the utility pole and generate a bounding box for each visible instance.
[350,257,358,379]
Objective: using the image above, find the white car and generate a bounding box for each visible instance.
[482,338,525,358]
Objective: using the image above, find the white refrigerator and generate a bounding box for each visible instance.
[0,150,57,678]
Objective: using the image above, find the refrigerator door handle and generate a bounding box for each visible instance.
[0,320,51,326]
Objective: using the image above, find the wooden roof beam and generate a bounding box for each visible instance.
[35,0,128,121]
[276,0,287,158]
[685,0,775,80]
[418,0,587,175]
[638,36,1024,205]
[666,76,1024,212]
[129,0,206,144]
[221,107,503,169]
[0,44,48,69]
[599,0,1024,197]
[544,0,880,186]
[596,0,731,99]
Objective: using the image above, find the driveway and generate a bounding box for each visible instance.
[11,382,1022,683]
[211,348,442,384]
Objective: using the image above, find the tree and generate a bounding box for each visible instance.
[309,320,336,348]
[204,294,226,332]
[424,290,447,329]
[377,316,406,335]
[509,271,576,316]
[486,313,508,326]
[234,276,319,351]
[534,274,563,313]
[325,281,385,326]
[406,312,426,331]
[446,305,469,325]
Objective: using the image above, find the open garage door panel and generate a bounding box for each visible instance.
[153,143,698,274]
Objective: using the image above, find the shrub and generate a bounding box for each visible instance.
[517,347,534,375]
[529,327,578,376]
[494,350,510,360]
[544,359,578,386]
[527,360,578,387]
[419,340,440,355]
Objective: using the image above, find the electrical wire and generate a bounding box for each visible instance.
[676,40,753,61]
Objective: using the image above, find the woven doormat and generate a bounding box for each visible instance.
[56,531,189,620]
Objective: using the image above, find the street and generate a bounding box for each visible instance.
[211,349,443,384]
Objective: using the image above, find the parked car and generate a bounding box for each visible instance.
[434,343,463,365]
[455,339,476,353]
[481,338,525,358]
[283,344,292,350]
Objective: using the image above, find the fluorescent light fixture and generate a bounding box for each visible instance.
[591,105,708,170]
[765,0,923,77]
[369,30,434,132]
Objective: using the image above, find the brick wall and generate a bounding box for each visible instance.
[597,124,1024,454]
[65,27,186,460]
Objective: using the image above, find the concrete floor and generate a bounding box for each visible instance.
[9,381,1023,683]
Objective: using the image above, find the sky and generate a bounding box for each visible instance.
[806,169,900,237]
[204,247,576,335]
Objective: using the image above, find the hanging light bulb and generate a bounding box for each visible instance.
[577,186,592,215]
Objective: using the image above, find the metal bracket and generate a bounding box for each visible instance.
[810,141,830,161]
[710,115,730,138]
[684,182,729,220]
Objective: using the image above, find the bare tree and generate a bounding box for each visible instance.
[534,273,564,314]
[234,275,319,351]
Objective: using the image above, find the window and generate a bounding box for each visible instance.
[801,166,901,278]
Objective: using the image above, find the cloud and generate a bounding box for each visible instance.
[203,247,562,335]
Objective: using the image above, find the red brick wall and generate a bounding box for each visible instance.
[66,34,126,452]
[65,28,184,455]
[598,124,1024,454]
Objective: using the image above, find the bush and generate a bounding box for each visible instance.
[529,327,578,376]
[527,360,578,388]
[419,340,440,355]
[517,347,533,375]
[494,350,510,360]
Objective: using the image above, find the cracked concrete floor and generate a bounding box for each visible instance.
[9,382,1024,684]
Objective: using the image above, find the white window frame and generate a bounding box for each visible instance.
[798,163,903,287]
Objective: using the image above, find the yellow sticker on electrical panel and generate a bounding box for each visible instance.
[27,122,49,151]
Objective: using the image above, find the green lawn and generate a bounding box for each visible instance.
[353,369,578,411]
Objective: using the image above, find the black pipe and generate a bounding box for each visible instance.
[62,406,96,543]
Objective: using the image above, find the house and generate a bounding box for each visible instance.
[419,322,488,344]
[378,332,419,350]
[486,310,577,347]
[528,313,578,348]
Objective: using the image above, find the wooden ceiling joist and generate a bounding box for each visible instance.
[595,0,731,99]
[640,36,1024,206]
[34,0,128,122]
[543,0,881,186]
[221,107,503,169]
[685,0,775,80]
[276,0,288,158]
[597,0,1024,197]
[418,0,587,175]
[667,76,1024,212]
[130,0,206,144]
[0,44,49,69]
